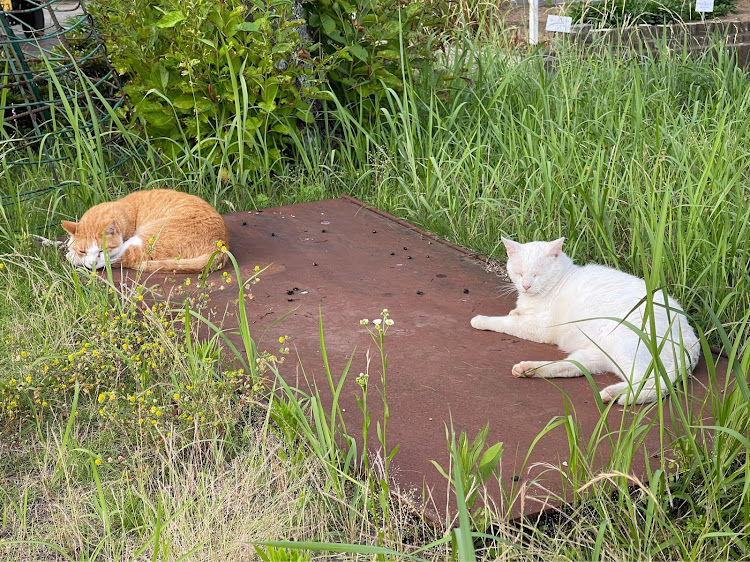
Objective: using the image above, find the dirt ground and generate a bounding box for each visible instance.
[501,0,750,44]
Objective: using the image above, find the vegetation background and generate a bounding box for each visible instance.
[1,0,749,559]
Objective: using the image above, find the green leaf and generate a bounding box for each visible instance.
[151,62,169,91]
[379,49,400,61]
[245,117,262,131]
[194,99,215,113]
[132,99,163,113]
[142,111,173,128]
[235,21,260,32]
[272,123,291,135]
[262,82,279,102]
[354,82,382,97]
[451,440,477,562]
[272,43,294,55]
[321,14,337,35]
[376,69,402,89]
[156,10,185,28]
[172,95,196,110]
[429,459,451,481]
[348,44,368,62]
[307,12,321,26]
[477,442,504,481]
[295,107,315,124]
[337,0,355,13]
[258,100,277,112]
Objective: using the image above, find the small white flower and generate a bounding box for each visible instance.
[385,319,394,326]
[382,308,388,314]
[373,319,382,326]
[360,319,369,325]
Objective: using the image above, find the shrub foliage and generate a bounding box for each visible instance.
[89,0,440,167]
[89,0,322,169]
[304,0,439,111]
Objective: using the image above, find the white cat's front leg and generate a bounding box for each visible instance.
[471,314,515,333]
[471,313,540,341]
[512,361,551,377]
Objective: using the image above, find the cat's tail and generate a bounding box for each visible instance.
[138,251,228,274]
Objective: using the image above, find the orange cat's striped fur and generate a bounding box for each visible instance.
[61,189,229,273]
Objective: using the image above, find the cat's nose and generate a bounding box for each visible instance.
[522,281,532,291]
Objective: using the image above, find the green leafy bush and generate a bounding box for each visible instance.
[89,0,443,168]
[567,0,736,26]
[304,0,441,112]
[89,0,323,169]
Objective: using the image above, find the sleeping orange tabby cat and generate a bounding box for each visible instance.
[61,189,229,273]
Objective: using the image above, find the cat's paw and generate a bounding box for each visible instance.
[471,315,488,330]
[509,308,521,316]
[599,382,628,404]
[512,362,536,377]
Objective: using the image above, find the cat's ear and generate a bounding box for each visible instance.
[104,220,117,236]
[61,221,78,236]
[501,236,520,257]
[547,237,566,258]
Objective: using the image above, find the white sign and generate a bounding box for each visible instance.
[695,0,714,11]
[546,15,573,33]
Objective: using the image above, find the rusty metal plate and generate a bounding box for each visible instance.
[110,196,726,523]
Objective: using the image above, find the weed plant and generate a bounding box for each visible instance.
[567,0,736,26]
[1,29,750,561]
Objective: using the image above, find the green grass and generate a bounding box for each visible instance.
[1,34,750,560]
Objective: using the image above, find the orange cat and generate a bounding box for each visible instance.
[61,189,229,273]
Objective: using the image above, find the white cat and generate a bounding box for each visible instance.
[471,237,700,405]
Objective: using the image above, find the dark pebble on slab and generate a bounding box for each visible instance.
[271,233,275,237]
[463,289,469,294]
[287,290,294,295]
[416,291,423,295]
[242,221,247,226]
[322,229,327,233]
[390,252,395,256]
[436,274,447,278]
[287,298,294,302]
[513,475,520,482]
[313,263,318,266]
[403,247,408,250]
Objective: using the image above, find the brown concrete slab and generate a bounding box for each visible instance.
[108,197,728,524]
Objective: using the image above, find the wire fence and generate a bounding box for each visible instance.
[1,0,135,213]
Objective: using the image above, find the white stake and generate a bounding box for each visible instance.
[530,0,539,45]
